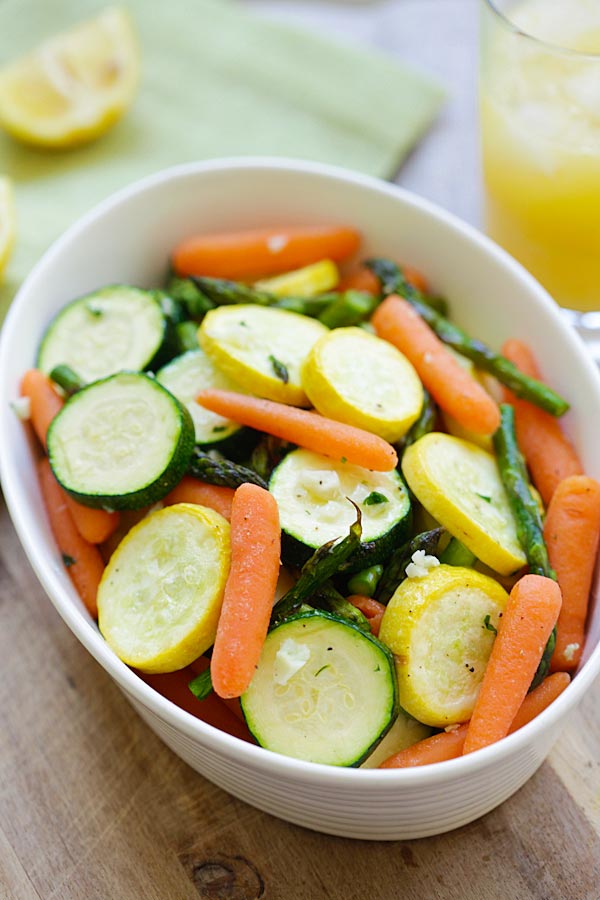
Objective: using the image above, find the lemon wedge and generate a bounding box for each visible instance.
[0,177,15,279]
[98,504,231,674]
[0,7,139,148]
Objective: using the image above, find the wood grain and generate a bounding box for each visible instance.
[2,2,600,898]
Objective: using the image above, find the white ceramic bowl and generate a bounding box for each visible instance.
[2,158,600,841]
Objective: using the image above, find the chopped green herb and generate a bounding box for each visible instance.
[483,614,498,635]
[211,425,227,434]
[340,456,348,464]
[363,491,389,506]
[85,302,103,317]
[314,665,330,677]
[62,554,76,568]
[476,493,492,503]
[268,354,289,384]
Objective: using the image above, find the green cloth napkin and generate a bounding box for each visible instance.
[0,0,443,319]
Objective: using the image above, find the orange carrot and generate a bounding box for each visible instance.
[139,668,253,742]
[338,266,380,294]
[402,264,429,294]
[463,574,562,754]
[347,594,386,637]
[380,672,570,768]
[544,475,600,672]
[197,390,398,472]
[21,369,121,542]
[63,495,121,544]
[164,475,234,521]
[20,368,63,447]
[372,296,500,436]
[172,225,361,281]
[37,458,104,618]
[211,483,281,699]
[501,339,582,505]
[380,724,469,768]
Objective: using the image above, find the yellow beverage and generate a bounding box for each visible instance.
[481,0,600,310]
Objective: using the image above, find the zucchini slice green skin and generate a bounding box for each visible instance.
[47,372,195,510]
[241,610,398,767]
[37,285,169,384]
[269,448,411,573]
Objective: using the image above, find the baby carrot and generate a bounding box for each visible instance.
[380,671,570,768]
[20,369,120,543]
[346,594,386,637]
[164,475,234,521]
[372,296,501,436]
[544,475,600,672]
[463,574,562,754]
[337,266,381,294]
[63,496,120,544]
[197,390,398,472]
[211,483,281,700]
[501,339,582,505]
[139,668,253,743]
[172,225,361,281]
[37,458,104,618]
[20,368,63,447]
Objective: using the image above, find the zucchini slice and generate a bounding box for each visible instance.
[402,432,527,575]
[37,286,168,383]
[47,372,195,510]
[199,304,328,406]
[379,565,508,727]
[241,611,397,766]
[302,327,423,443]
[98,503,230,673]
[269,448,411,570]
[156,348,247,449]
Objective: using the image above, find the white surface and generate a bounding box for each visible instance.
[1,158,600,839]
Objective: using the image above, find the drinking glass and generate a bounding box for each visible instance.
[480,0,600,355]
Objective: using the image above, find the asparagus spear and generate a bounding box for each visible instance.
[493,405,554,579]
[399,388,437,449]
[188,668,213,701]
[312,581,371,632]
[347,564,384,598]
[185,276,378,326]
[366,258,569,417]
[493,403,557,687]
[189,450,268,490]
[49,364,84,396]
[439,537,477,568]
[317,291,379,328]
[375,527,445,604]
[166,276,216,319]
[175,320,200,353]
[363,257,448,315]
[272,508,362,624]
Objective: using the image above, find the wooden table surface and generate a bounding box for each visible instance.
[2,2,600,898]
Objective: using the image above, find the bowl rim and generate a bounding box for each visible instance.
[2,155,600,785]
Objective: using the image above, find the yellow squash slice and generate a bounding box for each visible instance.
[98,503,230,673]
[0,7,139,148]
[302,327,423,442]
[254,259,339,297]
[379,565,508,727]
[199,304,328,406]
[402,432,526,575]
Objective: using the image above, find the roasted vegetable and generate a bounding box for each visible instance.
[189,449,268,490]
[366,258,569,416]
